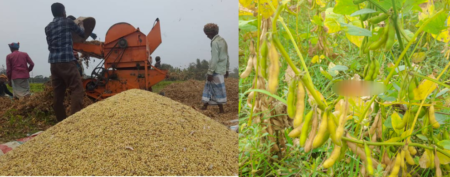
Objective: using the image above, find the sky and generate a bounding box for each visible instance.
[0,0,238,77]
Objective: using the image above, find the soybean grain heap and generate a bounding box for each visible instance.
[0,89,238,176]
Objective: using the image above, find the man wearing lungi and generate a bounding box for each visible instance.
[201,23,230,113]
[6,42,34,100]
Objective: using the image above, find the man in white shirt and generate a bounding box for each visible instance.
[201,23,229,113]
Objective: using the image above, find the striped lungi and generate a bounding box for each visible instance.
[202,74,227,105]
[11,79,31,99]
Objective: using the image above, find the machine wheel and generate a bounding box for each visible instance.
[86,81,97,91]
[91,67,109,87]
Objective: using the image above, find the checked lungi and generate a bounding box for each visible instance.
[202,74,227,105]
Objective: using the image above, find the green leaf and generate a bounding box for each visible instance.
[384,116,393,128]
[416,134,428,141]
[423,11,448,35]
[435,113,450,125]
[391,112,403,130]
[281,0,290,5]
[394,65,406,73]
[324,8,345,33]
[329,65,348,71]
[350,8,377,16]
[437,150,450,164]
[311,15,324,26]
[242,89,287,104]
[379,0,405,12]
[345,20,365,47]
[438,140,450,150]
[411,52,426,63]
[311,36,319,45]
[239,17,257,32]
[367,27,385,44]
[392,83,401,92]
[340,22,372,36]
[328,62,339,76]
[437,88,450,98]
[299,33,311,39]
[239,0,253,8]
[403,29,414,40]
[378,94,396,101]
[403,0,428,12]
[333,0,358,15]
[320,67,333,80]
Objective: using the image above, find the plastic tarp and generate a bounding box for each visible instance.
[0,131,43,156]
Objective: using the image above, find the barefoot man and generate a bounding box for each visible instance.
[6,42,34,100]
[201,23,229,113]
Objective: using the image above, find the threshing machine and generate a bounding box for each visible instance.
[73,18,167,100]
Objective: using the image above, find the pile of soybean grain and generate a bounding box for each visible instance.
[0,89,238,176]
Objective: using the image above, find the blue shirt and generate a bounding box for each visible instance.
[45,17,85,63]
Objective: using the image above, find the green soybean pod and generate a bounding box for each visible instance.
[368,13,389,25]
[300,110,314,147]
[384,22,396,51]
[287,80,298,118]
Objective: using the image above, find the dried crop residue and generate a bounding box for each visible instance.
[83,40,103,45]
[162,78,238,126]
[0,89,238,176]
[0,83,93,117]
[0,97,12,112]
[0,83,93,143]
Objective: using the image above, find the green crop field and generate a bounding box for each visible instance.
[238,0,450,176]
[6,83,44,93]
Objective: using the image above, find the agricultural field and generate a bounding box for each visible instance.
[6,83,45,93]
[0,79,238,144]
[239,0,450,176]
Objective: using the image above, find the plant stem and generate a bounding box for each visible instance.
[385,10,444,86]
[342,137,450,158]
[272,36,300,74]
[437,60,450,79]
[272,3,283,34]
[268,3,310,79]
[247,0,262,126]
[268,3,327,110]
[359,10,445,119]
[408,71,450,89]
[390,0,405,53]
[408,55,449,143]
[272,36,327,110]
[367,0,388,14]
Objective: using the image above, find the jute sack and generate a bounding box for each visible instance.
[72,17,96,43]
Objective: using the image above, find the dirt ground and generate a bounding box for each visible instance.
[0,79,238,143]
[162,78,238,126]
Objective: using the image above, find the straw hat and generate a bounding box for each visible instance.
[0,74,8,81]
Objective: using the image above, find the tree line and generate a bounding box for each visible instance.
[1,59,238,83]
[160,59,239,81]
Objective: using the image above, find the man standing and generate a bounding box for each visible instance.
[201,23,229,113]
[45,3,85,122]
[6,42,34,100]
[155,56,161,68]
